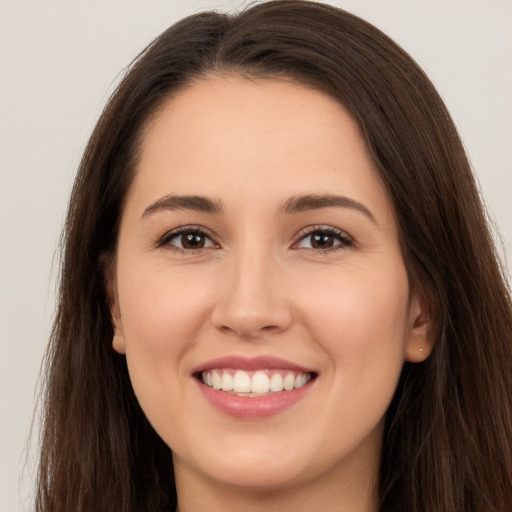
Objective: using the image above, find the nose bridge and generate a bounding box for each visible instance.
[212,236,291,338]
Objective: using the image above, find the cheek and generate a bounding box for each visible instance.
[294,264,410,450]
[299,261,410,390]
[116,263,215,404]
[305,259,409,342]
[119,263,212,349]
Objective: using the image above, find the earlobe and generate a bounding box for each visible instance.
[404,294,434,363]
[112,322,127,354]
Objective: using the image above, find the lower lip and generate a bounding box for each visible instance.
[196,379,313,419]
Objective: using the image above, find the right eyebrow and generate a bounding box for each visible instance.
[142,194,224,218]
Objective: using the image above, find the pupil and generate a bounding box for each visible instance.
[312,233,333,248]
[182,233,204,249]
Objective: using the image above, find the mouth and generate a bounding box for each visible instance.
[192,356,317,418]
[197,368,315,397]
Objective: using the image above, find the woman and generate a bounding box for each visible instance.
[36,1,512,511]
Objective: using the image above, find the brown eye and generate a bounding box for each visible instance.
[296,228,352,251]
[181,232,207,249]
[310,233,336,248]
[161,228,216,251]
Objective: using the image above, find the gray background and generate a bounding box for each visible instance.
[1,1,510,510]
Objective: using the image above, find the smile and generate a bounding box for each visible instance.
[193,356,317,418]
[201,369,312,396]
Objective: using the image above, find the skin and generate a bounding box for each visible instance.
[109,76,432,512]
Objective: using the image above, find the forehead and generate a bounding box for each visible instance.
[142,75,369,163]
[127,75,391,220]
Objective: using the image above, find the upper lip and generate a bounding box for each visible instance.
[191,355,315,375]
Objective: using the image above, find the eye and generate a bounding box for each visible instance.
[158,227,217,251]
[295,226,353,251]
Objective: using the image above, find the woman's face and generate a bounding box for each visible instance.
[111,76,430,493]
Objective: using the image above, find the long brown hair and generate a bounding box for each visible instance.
[36,2,512,511]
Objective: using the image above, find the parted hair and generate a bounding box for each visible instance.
[36,1,512,511]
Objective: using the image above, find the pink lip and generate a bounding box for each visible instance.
[192,355,316,419]
[192,355,315,374]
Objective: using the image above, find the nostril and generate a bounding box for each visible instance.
[214,321,284,339]
[260,325,280,333]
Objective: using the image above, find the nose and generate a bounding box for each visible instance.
[210,248,293,340]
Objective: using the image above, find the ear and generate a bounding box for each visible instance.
[104,256,126,355]
[404,293,434,363]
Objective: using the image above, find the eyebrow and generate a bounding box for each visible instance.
[280,194,377,224]
[142,194,223,217]
[142,192,376,224]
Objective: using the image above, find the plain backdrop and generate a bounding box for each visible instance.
[1,1,510,510]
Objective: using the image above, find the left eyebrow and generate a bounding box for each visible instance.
[280,194,377,224]
[142,194,224,218]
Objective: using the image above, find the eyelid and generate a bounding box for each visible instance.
[156,224,219,249]
[155,223,353,252]
[292,224,354,250]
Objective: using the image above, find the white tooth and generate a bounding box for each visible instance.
[283,372,295,391]
[206,372,213,387]
[269,373,284,392]
[233,370,251,393]
[251,371,270,394]
[221,372,233,391]
[212,371,222,390]
[294,373,308,389]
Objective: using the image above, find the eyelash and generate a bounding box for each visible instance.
[156,225,354,253]
[293,225,354,252]
[156,225,218,252]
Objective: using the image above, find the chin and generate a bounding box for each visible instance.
[202,456,309,491]
[173,436,316,491]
